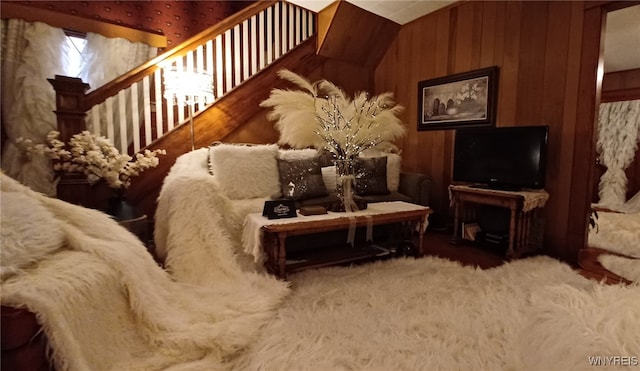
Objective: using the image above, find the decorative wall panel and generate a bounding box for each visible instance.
[14,1,253,51]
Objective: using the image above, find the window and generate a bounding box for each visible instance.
[63,30,87,78]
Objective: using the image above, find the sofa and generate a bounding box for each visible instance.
[154,144,432,283]
[206,143,431,208]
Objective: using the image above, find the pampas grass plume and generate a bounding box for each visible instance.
[261,69,406,151]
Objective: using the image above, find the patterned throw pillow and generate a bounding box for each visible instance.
[359,150,401,192]
[354,156,390,195]
[277,157,329,201]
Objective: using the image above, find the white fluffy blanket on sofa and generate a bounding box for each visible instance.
[154,148,282,284]
[0,173,289,370]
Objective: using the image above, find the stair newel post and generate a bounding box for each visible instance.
[47,75,110,210]
[47,75,90,143]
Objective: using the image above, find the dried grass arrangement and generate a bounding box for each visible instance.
[260,69,406,160]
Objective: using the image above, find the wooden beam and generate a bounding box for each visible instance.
[568,4,606,264]
[602,68,640,101]
[317,0,399,67]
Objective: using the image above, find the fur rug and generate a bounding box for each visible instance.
[1,174,289,370]
[230,256,640,371]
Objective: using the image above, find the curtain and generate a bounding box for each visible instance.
[79,32,156,90]
[79,32,157,152]
[1,20,157,195]
[596,99,640,208]
[1,19,69,196]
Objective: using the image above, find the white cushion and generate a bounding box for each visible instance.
[360,150,402,192]
[209,144,281,199]
[278,148,318,161]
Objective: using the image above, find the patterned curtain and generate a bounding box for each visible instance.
[1,19,68,196]
[1,19,157,195]
[79,32,157,149]
[596,99,640,208]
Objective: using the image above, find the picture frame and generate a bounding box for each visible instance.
[417,66,499,131]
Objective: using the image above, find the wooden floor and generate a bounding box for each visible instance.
[420,230,506,269]
[421,230,628,285]
[148,221,617,283]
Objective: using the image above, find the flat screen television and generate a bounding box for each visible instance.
[452,125,549,191]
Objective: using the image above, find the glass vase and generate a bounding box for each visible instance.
[334,159,357,212]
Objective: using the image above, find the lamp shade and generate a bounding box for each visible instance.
[163,68,214,105]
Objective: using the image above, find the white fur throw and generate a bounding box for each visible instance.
[154,149,290,286]
[598,254,640,282]
[596,99,640,208]
[1,173,289,370]
[589,210,640,259]
[208,143,281,199]
[589,209,640,282]
[1,189,65,279]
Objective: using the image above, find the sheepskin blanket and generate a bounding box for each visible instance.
[588,210,640,282]
[229,256,640,371]
[0,174,289,370]
[154,148,286,288]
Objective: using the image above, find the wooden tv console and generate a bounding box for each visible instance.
[449,185,549,259]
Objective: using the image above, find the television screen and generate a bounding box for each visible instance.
[453,125,549,190]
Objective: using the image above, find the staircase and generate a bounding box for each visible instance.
[50,1,321,218]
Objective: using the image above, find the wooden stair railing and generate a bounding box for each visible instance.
[49,1,318,216]
[126,35,326,220]
[52,0,315,152]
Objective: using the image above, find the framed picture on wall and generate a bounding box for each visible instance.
[417,66,499,131]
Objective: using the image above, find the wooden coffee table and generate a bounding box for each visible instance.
[244,201,431,279]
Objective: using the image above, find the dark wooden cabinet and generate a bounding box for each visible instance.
[1,306,53,371]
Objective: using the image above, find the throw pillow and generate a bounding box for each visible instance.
[279,148,318,161]
[277,157,329,201]
[354,156,389,195]
[207,144,219,175]
[209,143,281,199]
[360,150,401,192]
[317,149,336,167]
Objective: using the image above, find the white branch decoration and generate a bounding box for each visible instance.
[260,69,406,160]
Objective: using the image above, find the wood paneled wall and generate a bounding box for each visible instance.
[374,1,603,262]
[602,68,640,102]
